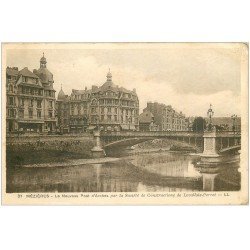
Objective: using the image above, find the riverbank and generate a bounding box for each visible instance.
[6,137,196,167]
[6,135,95,167]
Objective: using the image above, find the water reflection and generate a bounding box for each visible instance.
[6,152,240,193]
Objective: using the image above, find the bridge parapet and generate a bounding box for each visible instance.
[100,131,204,138]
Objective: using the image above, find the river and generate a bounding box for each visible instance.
[6,151,240,193]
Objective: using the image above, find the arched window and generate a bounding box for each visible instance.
[9,84,13,92]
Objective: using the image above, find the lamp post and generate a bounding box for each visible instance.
[207,104,214,131]
[91,114,105,158]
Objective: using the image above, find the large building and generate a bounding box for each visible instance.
[6,54,57,133]
[140,102,188,131]
[57,70,140,133]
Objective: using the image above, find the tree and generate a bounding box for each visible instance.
[192,117,206,132]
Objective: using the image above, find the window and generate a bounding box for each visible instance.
[8,109,15,118]
[101,107,105,114]
[115,108,117,114]
[107,115,112,121]
[78,109,81,115]
[23,76,27,82]
[91,116,96,123]
[101,115,104,121]
[8,97,14,105]
[49,100,53,108]
[37,111,41,118]
[114,115,117,122]
[29,110,33,118]
[18,110,24,118]
[20,98,24,106]
[91,107,96,113]
[37,100,42,108]
[29,99,33,107]
[49,112,53,118]
[108,107,111,113]
[9,85,13,92]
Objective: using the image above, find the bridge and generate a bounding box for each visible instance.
[90,129,241,161]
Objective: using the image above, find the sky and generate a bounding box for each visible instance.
[5,43,245,117]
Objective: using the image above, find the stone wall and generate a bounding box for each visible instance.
[6,135,95,165]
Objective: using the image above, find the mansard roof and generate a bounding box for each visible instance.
[19,67,39,78]
[34,67,53,83]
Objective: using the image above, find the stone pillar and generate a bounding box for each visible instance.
[202,130,219,157]
[91,130,105,158]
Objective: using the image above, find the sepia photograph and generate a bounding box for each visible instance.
[1,43,248,205]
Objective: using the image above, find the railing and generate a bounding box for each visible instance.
[100,130,241,138]
[100,131,204,137]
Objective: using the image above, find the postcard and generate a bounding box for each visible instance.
[1,43,248,205]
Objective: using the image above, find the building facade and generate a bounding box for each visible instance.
[141,102,188,131]
[57,70,140,133]
[139,110,158,131]
[6,54,56,133]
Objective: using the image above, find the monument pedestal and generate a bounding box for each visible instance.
[91,130,105,158]
[91,147,105,158]
[200,129,220,164]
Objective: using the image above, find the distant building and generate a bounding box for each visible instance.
[139,110,158,131]
[6,54,56,133]
[142,102,188,131]
[56,70,140,133]
[56,87,70,133]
